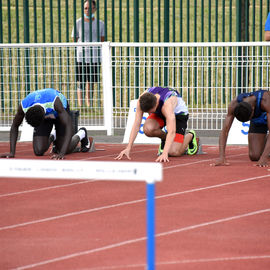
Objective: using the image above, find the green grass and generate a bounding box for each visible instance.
[1,0,269,44]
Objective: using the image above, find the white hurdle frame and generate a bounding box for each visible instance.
[0,159,163,270]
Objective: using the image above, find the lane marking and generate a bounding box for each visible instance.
[0,181,92,198]
[1,174,269,231]
[13,208,270,270]
[0,153,247,197]
[76,255,270,269]
[164,153,247,169]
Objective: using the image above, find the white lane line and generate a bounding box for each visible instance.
[0,198,146,231]
[1,174,269,231]
[13,208,270,270]
[156,174,270,199]
[0,180,94,198]
[81,255,270,270]
[165,153,246,169]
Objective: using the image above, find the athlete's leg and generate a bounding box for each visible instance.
[169,133,194,156]
[248,122,268,161]
[54,116,92,154]
[54,134,80,154]
[33,120,54,156]
[248,133,267,161]
[143,114,166,140]
[55,129,94,154]
[53,113,77,154]
[168,114,192,157]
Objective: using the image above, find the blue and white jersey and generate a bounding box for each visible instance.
[21,88,67,118]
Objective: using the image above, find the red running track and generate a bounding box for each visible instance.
[0,142,270,270]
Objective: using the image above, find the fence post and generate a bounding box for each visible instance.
[164,0,169,86]
[23,0,30,95]
[102,42,113,136]
[134,0,139,98]
[0,0,3,112]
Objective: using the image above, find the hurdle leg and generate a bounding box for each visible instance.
[146,182,155,270]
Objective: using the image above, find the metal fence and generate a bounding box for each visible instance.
[1,0,270,44]
[0,42,113,133]
[111,42,270,131]
[0,42,269,133]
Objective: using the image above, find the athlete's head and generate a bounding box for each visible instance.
[139,92,157,112]
[25,105,45,127]
[234,101,253,122]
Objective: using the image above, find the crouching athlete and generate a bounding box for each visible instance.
[212,89,270,167]
[0,88,94,160]
[115,86,200,162]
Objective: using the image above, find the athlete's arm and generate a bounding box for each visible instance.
[156,96,177,162]
[211,100,236,166]
[0,105,25,158]
[115,100,143,160]
[54,97,73,159]
[257,92,270,166]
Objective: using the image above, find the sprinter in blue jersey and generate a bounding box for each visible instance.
[0,88,94,160]
[115,87,199,163]
[212,89,270,167]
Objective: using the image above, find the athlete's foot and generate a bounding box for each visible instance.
[79,127,95,152]
[187,130,199,155]
[157,139,166,156]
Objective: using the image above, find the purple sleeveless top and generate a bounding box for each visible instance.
[147,87,187,118]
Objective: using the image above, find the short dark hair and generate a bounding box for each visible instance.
[25,105,45,127]
[84,0,96,7]
[234,101,252,122]
[139,92,157,112]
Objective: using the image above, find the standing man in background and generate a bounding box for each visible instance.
[72,0,105,107]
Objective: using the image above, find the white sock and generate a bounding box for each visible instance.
[76,129,86,140]
[50,130,56,141]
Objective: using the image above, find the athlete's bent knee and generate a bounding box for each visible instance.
[34,149,45,156]
[33,145,46,156]
[143,126,154,137]
[249,153,260,161]
[169,148,184,157]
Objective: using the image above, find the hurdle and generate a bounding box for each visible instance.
[0,159,163,270]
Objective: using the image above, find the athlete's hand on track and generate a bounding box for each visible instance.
[155,153,169,163]
[51,153,65,160]
[115,148,131,160]
[210,158,230,166]
[255,159,269,167]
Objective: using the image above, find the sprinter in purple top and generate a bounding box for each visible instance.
[116,87,200,162]
[212,89,270,167]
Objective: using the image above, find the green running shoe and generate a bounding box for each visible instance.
[157,139,166,156]
[187,130,199,155]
